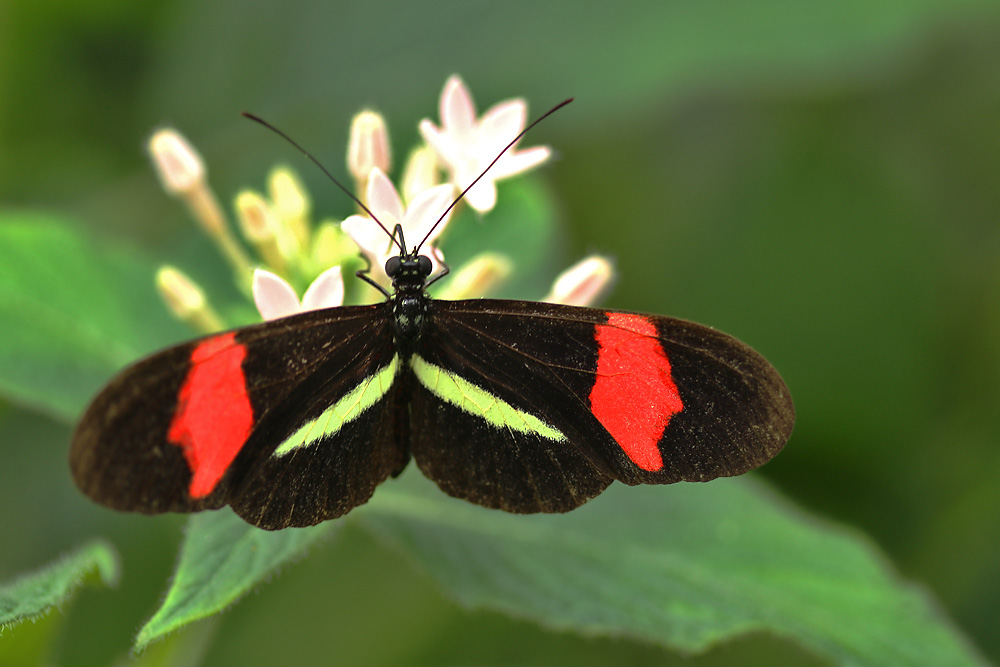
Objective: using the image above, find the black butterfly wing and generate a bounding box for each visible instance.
[408,302,613,513]
[70,304,408,530]
[227,308,408,529]
[408,299,793,513]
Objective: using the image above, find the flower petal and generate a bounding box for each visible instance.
[342,213,390,260]
[479,100,527,151]
[440,75,476,140]
[301,265,345,312]
[425,245,446,277]
[404,183,456,244]
[490,145,552,180]
[252,268,301,321]
[365,168,404,223]
[464,179,498,213]
[422,76,551,214]
[418,119,459,165]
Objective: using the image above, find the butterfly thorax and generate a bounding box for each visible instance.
[386,252,432,344]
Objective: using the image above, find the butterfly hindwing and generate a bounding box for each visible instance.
[70,304,408,529]
[406,299,793,513]
[227,310,407,529]
[408,301,613,513]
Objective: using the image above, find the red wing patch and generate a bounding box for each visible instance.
[589,313,684,471]
[167,332,254,498]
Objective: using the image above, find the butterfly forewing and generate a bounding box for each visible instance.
[71,339,231,514]
[70,304,408,529]
[406,299,793,512]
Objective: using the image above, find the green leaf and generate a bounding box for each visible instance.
[0,214,188,421]
[0,540,119,630]
[358,473,984,666]
[136,510,334,650]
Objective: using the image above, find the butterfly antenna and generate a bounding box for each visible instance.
[414,97,573,253]
[241,112,402,252]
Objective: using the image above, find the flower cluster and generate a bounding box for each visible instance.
[148,75,613,330]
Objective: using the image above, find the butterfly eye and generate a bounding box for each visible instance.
[417,255,432,276]
[385,256,401,277]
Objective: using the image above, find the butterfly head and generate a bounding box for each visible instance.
[385,251,432,293]
[387,250,433,341]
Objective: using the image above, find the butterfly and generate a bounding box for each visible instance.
[70,102,794,530]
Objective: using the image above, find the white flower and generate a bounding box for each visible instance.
[252,266,344,321]
[342,168,454,281]
[419,75,551,213]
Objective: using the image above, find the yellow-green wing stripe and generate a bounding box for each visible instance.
[410,354,566,441]
[273,355,400,457]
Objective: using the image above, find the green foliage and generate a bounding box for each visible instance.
[0,216,187,420]
[136,511,333,650]
[359,473,983,665]
[0,540,118,631]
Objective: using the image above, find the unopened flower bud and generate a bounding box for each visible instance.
[236,191,275,239]
[148,128,255,285]
[156,266,224,333]
[149,129,204,195]
[544,256,615,307]
[436,253,513,300]
[236,190,286,273]
[348,110,391,185]
[268,167,311,248]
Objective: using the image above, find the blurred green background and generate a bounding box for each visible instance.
[2,0,999,664]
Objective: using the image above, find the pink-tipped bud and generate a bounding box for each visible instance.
[347,110,391,183]
[545,256,615,307]
[235,191,277,241]
[149,129,205,195]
